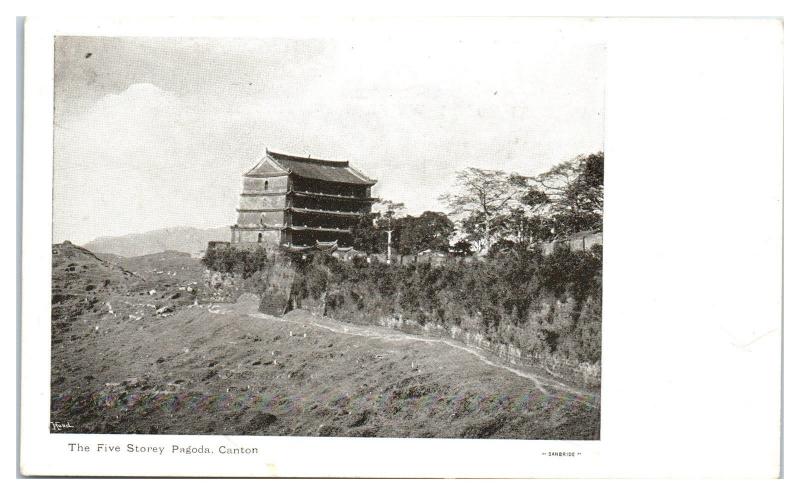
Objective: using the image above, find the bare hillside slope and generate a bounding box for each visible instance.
[50,244,599,439]
[51,294,598,439]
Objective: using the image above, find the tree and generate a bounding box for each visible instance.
[373,200,406,230]
[352,200,405,254]
[503,207,552,248]
[487,238,516,258]
[351,213,382,253]
[439,168,523,253]
[529,152,604,237]
[519,187,550,212]
[397,211,455,256]
[450,239,474,257]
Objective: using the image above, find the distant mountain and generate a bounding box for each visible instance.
[82,226,230,258]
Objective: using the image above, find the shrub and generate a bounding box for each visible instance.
[207,244,602,367]
[316,246,601,365]
[201,246,272,279]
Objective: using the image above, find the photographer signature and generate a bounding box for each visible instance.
[50,421,75,432]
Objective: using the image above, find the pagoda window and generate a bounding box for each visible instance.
[264,180,269,190]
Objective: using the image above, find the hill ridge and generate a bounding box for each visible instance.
[81,225,230,258]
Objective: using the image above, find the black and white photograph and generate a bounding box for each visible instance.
[49,33,604,440]
[17,15,784,480]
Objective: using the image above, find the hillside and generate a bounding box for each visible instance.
[104,250,209,282]
[51,243,206,363]
[51,241,142,335]
[83,226,230,258]
[51,297,599,438]
[50,244,600,439]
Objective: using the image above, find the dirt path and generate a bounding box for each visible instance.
[207,298,599,409]
[299,318,598,408]
[299,318,549,395]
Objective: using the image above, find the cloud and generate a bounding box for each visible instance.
[53,37,605,244]
[54,83,249,243]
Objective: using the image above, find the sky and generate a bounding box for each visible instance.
[53,34,605,244]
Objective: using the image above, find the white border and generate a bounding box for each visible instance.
[21,16,782,478]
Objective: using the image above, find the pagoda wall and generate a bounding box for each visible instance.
[236,175,289,228]
[236,210,285,228]
[231,227,282,245]
[238,195,287,211]
[242,175,288,194]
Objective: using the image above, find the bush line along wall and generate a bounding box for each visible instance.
[203,245,602,387]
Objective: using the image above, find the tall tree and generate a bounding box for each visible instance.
[439,168,523,253]
[351,213,382,253]
[529,152,604,236]
[373,200,406,227]
[352,200,405,254]
[397,211,455,256]
[504,207,552,248]
[450,239,474,257]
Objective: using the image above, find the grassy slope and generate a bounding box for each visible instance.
[51,248,600,439]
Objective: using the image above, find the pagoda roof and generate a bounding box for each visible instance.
[243,153,290,178]
[282,225,352,234]
[288,207,363,217]
[290,190,379,202]
[244,150,376,185]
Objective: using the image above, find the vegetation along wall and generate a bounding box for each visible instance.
[202,243,602,387]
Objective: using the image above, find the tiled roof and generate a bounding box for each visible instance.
[268,151,376,185]
[243,154,290,178]
[290,190,378,202]
[288,207,363,217]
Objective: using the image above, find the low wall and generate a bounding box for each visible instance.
[540,231,603,256]
[378,315,601,389]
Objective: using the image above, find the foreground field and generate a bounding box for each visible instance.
[50,244,599,439]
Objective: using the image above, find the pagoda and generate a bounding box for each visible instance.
[230,149,377,251]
